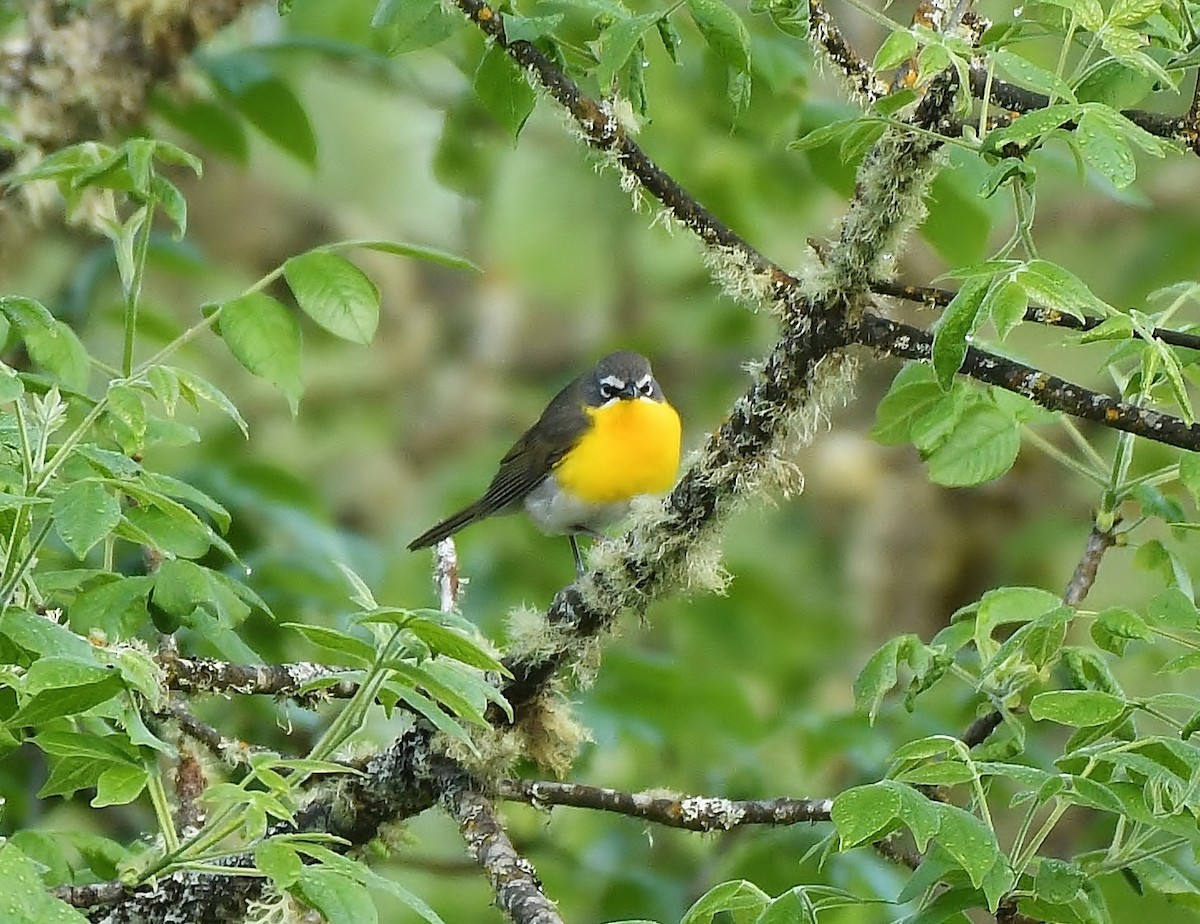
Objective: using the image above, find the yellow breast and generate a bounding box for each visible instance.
[553,398,682,504]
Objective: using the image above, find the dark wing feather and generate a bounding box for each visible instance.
[407,372,590,550]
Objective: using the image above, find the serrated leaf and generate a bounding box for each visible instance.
[1030,690,1126,726]
[51,480,121,559]
[597,14,660,88]
[1018,260,1111,319]
[1075,108,1137,187]
[284,252,379,345]
[292,868,378,924]
[687,0,751,74]
[69,575,153,640]
[219,292,303,412]
[0,843,91,923]
[984,104,1082,150]
[473,45,537,138]
[926,402,1021,486]
[936,804,1002,889]
[172,368,249,436]
[993,48,1076,102]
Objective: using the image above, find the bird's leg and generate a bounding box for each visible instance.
[568,534,585,575]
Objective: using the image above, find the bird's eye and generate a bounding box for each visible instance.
[638,379,655,397]
[599,382,619,400]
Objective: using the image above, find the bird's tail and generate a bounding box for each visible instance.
[407,502,487,551]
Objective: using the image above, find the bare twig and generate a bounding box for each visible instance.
[160,655,357,701]
[52,881,129,908]
[445,784,566,924]
[1063,522,1119,607]
[497,779,832,831]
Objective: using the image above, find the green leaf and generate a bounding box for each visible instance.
[1108,0,1161,26]
[1075,108,1136,187]
[171,367,249,437]
[1030,690,1126,726]
[0,842,90,923]
[0,297,90,391]
[256,839,303,889]
[69,575,154,640]
[106,385,147,455]
[926,402,1021,486]
[932,277,989,387]
[283,623,376,667]
[680,880,770,924]
[984,104,1081,149]
[597,14,660,88]
[371,0,456,54]
[853,634,923,723]
[870,364,945,445]
[874,29,918,70]
[687,0,751,73]
[33,730,139,765]
[1090,606,1152,656]
[152,93,249,164]
[219,292,303,412]
[936,803,1002,890]
[292,868,378,924]
[993,49,1076,102]
[831,783,900,846]
[339,239,479,273]
[205,54,317,166]
[473,45,537,138]
[92,764,149,807]
[1035,857,1086,904]
[10,673,124,726]
[284,252,380,345]
[983,278,1028,339]
[0,607,94,660]
[51,480,121,559]
[1018,260,1111,319]
[401,620,506,673]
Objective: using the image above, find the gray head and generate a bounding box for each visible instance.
[584,350,664,406]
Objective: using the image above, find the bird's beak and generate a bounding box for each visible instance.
[618,383,639,399]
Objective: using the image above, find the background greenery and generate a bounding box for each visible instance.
[4,0,1200,920]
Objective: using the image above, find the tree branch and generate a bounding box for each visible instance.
[496,779,832,831]
[870,278,1200,352]
[965,65,1199,155]
[160,654,357,701]
[445,783,566,924]
[853,312,1200,451]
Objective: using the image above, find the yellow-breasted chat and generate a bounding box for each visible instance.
[408,350,682,572]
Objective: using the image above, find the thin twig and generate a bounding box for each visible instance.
[870,279,1200,352]
[497,779,833,831]
[445,783,566,924]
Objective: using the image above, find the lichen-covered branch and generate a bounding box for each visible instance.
[965,65,1199,155]
[870,279,1200,352]
[161,654,357,700]
[445,783,566,924]
[0,0,252,167]
[497,779,833,831]
[853,312,1200,451]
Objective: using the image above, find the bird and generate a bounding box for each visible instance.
[408,350,682,573]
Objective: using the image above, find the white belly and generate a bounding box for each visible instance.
[523,475,633,536]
